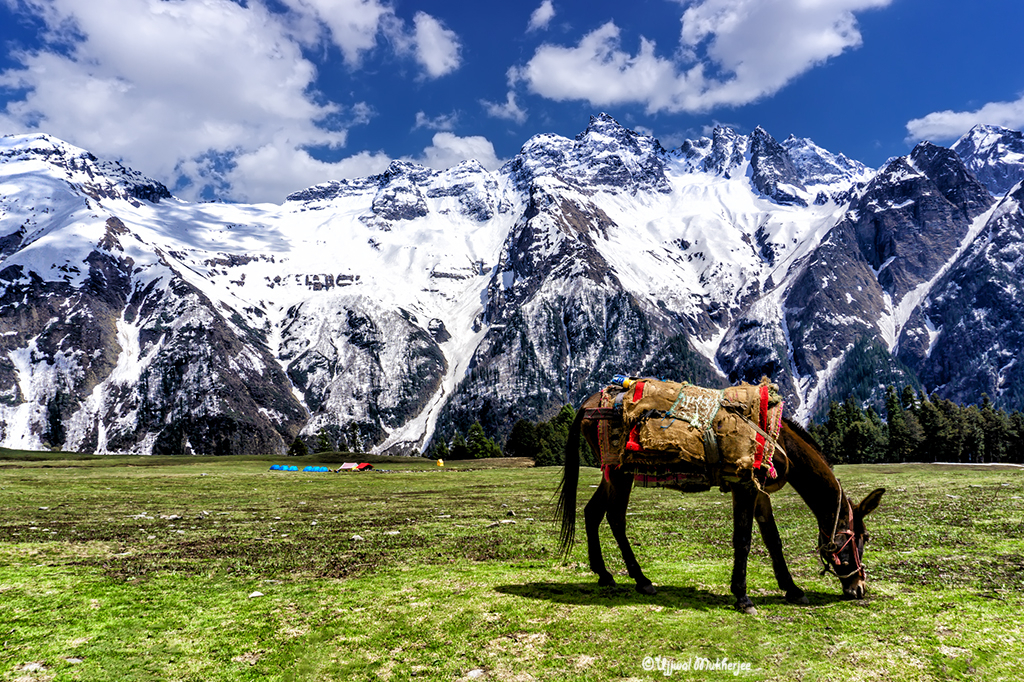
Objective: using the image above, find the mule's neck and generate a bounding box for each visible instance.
[783,428,848,533]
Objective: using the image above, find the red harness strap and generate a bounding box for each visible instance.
[622,381,647,454]
[753,383,770,469]
[632,380,646,402]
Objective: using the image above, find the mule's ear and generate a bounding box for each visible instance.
[855,488,885,518]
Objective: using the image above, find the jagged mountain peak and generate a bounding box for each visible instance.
[952,124,1024,196]
[782,134,872,188]
[574,112,665,153]
[910,141,993,218]
[954,123,1022,153]
[575,112,629,140]
[679,125,749,177]
[509,114,669,194]
[1,132,172,204]
[747,126,807,206]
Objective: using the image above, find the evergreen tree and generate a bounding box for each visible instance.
[347,423,364,454]
[533,422,559,467]
[288,437,309,457]
[504,419,539,459]
[1010,412,1024,464]
[980,394,1013,464]
[467,421,501,458]
[531,405,594,467]
[937,398,968,462]
[901,385,918,410]
[963,404,985,463]
[885,386,913,462]
[811,387,1024,465]
[450,431,470,460]
[810,400,845,463]
[902,409,925,461]
[315,428,333,453]
[915,393,945,463]
[428,437,449,460]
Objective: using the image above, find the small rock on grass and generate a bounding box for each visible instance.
[248,591,264,599]
[17,663,47,672]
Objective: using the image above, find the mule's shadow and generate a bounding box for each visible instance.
[494,582,845,612]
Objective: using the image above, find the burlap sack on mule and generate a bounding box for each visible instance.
[621,378,781,427]
[605,378,783,478]
[631,411,709,466]
[627,405,758,469]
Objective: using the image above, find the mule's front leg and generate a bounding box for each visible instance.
[731,486,758,614]
[605,470,656,595]
[584,480,617,587]
[754,493,808,605]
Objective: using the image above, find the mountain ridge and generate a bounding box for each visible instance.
[1,119,1021,455]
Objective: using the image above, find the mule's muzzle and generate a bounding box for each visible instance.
[842,581,866,600]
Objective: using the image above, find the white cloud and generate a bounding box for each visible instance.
[228,142,392,204]
[515,0,891,113]
[409,12,462,78]
[481,91,528,124]
[411,132,502,171]
[528,0,555,32]
[266,2,465,80]
[0,0,467,202]
[0,0,349,202]
[906,95,1024,142]
[278,0,391,66]
[414,110,460,131]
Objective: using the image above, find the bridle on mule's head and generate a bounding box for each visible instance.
[817,485,866,581]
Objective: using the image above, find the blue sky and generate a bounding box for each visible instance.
[2,0,1023,203]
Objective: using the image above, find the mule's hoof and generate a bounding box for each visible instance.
[597,576,618,588]
[786,590,809,605]
[735,600,757,615]
[635,583,657,596]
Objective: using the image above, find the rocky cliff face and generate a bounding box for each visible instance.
[898,180,1024,406]
[2,117,1023,455]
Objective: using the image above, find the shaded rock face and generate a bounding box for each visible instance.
[748,127,807,207]
[2,119,1024,455]
[0,249,305,454]
[680,125,748,177]
[781,142,997,414]
[898,182,1024,407]
[279,298,447,450]
[844,145,992,305]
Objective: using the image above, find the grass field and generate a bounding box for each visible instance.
[1,452,1022,681]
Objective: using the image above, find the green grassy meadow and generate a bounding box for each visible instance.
[1,452,1022,681]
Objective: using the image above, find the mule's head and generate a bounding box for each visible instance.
[819,488,885,599]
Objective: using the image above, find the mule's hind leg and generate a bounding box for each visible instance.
[584,478,617,587]
[754,492,808,605]
[604,469,657,595]
[730,485,759,614]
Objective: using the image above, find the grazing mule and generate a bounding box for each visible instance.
[556,390,885,614]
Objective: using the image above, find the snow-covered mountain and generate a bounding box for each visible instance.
[953,124,1024,197]
[2,116,1022,455]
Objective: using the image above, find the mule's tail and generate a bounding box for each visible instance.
[554,406,587,558]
